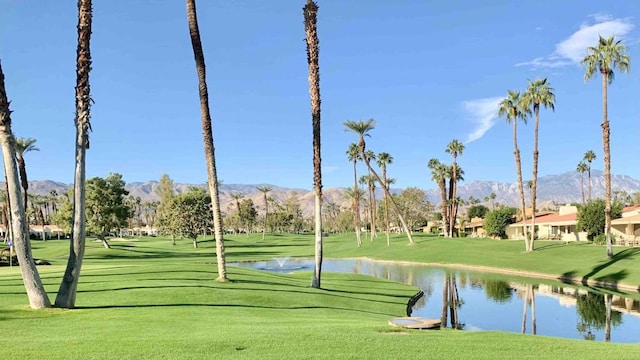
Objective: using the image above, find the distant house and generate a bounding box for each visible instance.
[612,205,640,245]
[464,217,486,238]
[508,205,586,241]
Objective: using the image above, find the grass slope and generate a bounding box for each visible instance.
[1,234,639,359]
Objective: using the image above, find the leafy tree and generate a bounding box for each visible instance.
[483,206,517,238]
[187,0,227,281]
[238,198,257,233]
[499,90,531,250]
[156,174,178,244]
[577,199,622,240]
[85,173,130,248]
[0,61,51,308]
[395,187,432,232]
[172,187,212,248]
[467,205,489,219]
[522,78,555,253]
[582,35,631,258]
[344,119,415,244]
[50,189,73,234]
[583,150,596,201]
[576,293,622,330]
[56,0,93,309]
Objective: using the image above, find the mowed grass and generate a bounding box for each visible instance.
[1,233,639,359]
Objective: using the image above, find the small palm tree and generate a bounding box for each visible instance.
[428,158,448,236]
[346,143,362,246]
[522,78,555,252]
[257,186,272,240]
[363,150,377,240]
[498,90,531,251]
[582,35,630,259]
[576,161,588,206]
[14,137,38,210]
[583,150,596,201]
[377,152,393,246]
[186,0,227,280]
[445,139,464,237]
[343,119,415,244]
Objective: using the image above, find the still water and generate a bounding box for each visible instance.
[230,258,640,343]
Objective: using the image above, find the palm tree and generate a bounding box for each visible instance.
[428,158,448,237]
[499,90,531,251]
[1,62,51,308]
[583,150,596,201]
[55,0,93,308]
[364,150,377,240]
[257,186,272,240]
[489,192,496,209]
[582,35,631,259]
[343,119,414,244]
[230,192,243,232]
[303,0,323,288]
[445,139,464,237]
[186,0,227,281]
[346,143,362,246]
[523,78,555,252]
[14,137,38,210]
[377,152,393,246]
[576,161,588,206]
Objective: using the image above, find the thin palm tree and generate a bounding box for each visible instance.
[303,0,323,288]
[363,150,377,240]
[576,161,588,206]
[583,150,597,201]
[377,152,393,246]
[445,139,464,237]
[522,78,555,252]
[14,137,38,210]
[1,62,51,308]
[230,192,243,232]
[186,0,227,281]
[582,35,631,259]
[499,90,531,251]
[257,186,272,240]
[343,119,415,244]
[56,0,93,308]
[346,143,362,246]
[428,158,448,237]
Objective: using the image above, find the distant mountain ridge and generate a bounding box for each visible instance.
[17,170,640,217]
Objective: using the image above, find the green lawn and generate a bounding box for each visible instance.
[1,233,639,359]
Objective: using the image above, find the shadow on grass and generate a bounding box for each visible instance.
[583,248,640,282]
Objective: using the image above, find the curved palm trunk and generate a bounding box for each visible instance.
[352,160,361,247]
[370,180,377,240]
[186,0,227,281]
[304,0,323,289]
[530,106,540,252]
[513,121,529,250]
[449,160,458,237]
[56,0,93,308]
[361,152,414,244]
[17,157,29,210]
[601,73,612,258]
[0,62,51,309]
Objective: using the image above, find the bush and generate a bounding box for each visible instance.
[458,231,468,238]
[484,207,517,238]
[593,234,606,245]
[577,199,623,240]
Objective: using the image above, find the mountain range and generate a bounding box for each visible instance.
[22,170,640,217]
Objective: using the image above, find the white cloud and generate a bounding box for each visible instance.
[461,96,503,144]
[517,16,634,69]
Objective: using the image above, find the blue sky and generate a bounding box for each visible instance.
[0,1,638,191]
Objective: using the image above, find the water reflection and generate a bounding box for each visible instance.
[230,258,640,343]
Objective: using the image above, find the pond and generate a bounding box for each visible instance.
[230,258,640,343]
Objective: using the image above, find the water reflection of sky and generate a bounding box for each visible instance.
[229,258,640,343]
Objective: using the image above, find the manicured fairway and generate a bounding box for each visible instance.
[1,234,639,359]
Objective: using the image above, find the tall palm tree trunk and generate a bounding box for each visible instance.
[580,172,586,206]
[186,0,227,281]
[602,73,612,258]
[262,193,268,240]
[0,62,51,309]
[439,180,448,237]
[449,161,458,237]
[513,121,529,250]
[587,167,592,201]
[530,107,540,252]
[352,160,361,247]
[530,285,536,335]
[304,0,323,289]
[521,285,528,334]
[361,155,414,244]
[381,166,390,246]
[55,0,93,308]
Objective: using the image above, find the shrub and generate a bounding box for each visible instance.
[483,207,517,238]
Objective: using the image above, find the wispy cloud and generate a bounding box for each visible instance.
[462,96,503,144]
[517,15,634,69]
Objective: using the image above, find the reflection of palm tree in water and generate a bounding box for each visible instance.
[521,284,537,335]
[440,273,463,329]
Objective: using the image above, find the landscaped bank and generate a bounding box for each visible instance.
[1,234,639,359]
